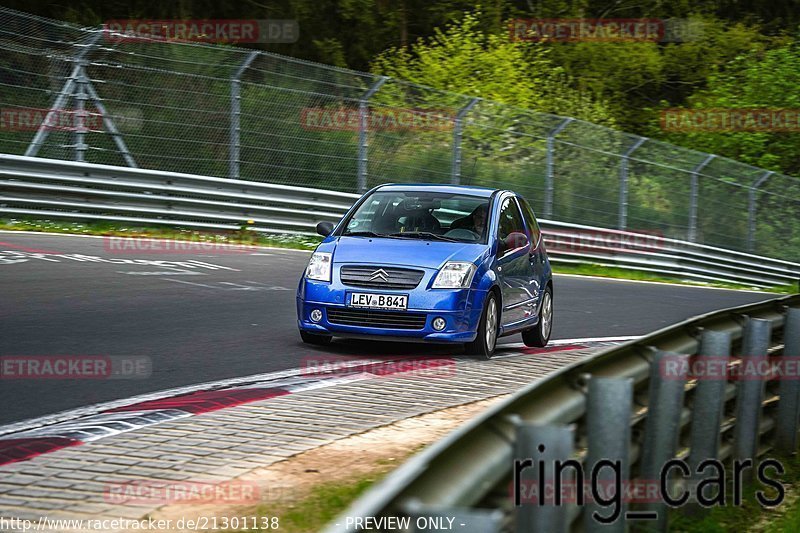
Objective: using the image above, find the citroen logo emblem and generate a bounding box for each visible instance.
[370,269,389,282]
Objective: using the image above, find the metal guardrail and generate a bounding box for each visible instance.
[324,295,800,533]
[2,154,799,288]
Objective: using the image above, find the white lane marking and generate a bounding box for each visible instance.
[219,281,290,291]
[161,279,225,289]
[491,336,636,359]
[117,270,206,276]
[498,336,639,348]
[550,335,640,344]
[553,273,774,294]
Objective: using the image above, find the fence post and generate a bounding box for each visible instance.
[688,330,732,508]
[451,98,480,184]
[733,317,772,481]
[514,424,573,533]
[640,351,689,532]
[688,154,716,243]
[83,82,138,168]
[618,137,647,230]
[25,31,102,158]
[747,171,774,253]
[775,308,800,454]
[544,118,573,219]
[585,377,632,533]
[229,51,259,179]
[357,76,388,193]
[73,71,88,162]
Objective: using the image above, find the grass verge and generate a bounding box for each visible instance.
[240,474,381,533]
[554,263,797,294]
[0,218,321,250]
[671,456,800,532]
[1,217,794,293]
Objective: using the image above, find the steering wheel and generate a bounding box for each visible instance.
[444,228,480,241]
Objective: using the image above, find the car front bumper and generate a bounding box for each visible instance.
[297,279,486,343]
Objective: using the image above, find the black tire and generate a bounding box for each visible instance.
[465,292,499,358]
[522,285,553,348]
[300,330,332,346]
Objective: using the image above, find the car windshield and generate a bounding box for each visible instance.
[341,190,491,243]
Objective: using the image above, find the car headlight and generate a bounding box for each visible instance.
[432,261,476,289]
[306,252,332,282]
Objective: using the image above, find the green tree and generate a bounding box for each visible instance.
[371,12,614,124]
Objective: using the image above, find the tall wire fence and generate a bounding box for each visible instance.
[1,7,799,261]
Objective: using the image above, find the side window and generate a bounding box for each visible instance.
[497,197,526,240]
[518,197,542,245]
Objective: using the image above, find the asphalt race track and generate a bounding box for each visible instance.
[0,232,777,425]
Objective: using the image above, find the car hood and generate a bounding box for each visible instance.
[330,236,487,269]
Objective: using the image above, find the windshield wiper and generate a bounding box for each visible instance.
[389,232,460,242]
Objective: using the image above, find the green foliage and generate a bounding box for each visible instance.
[662,42,800,173]
[371,13,614,125]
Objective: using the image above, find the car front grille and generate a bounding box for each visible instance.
[327,308,427,330]
[340,265,425,290]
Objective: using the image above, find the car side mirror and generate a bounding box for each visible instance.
[506,231,530,250]
[316,221,335,237]
[498,231,529,256]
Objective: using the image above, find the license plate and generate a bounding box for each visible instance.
[349,292,408,310]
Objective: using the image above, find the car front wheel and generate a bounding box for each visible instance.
[465,292,498,358]
[522,285,553,348]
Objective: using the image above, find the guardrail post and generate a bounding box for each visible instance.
[514,424,573,533]
[747,171,774,253]
[544,118,573,219]
[25,31,102,158]
[733,317,772,481]
[357,76,388,193]
[688,330,732,507]
[775,308,800,454]
[688,154,716,243]
[585,377,633,533]
[229,51,259,180]
[451,98,480,185]
[640,351,689,532]
[618,137,647,230]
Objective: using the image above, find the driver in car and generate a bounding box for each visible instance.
[451,203,488,236]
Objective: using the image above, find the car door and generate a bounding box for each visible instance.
[495,195,536,327]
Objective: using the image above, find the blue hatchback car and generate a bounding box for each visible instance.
[296,184,553,357]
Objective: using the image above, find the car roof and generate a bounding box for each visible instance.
[374,183,499,198]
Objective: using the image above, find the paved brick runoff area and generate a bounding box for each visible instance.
[0,346,602,532]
